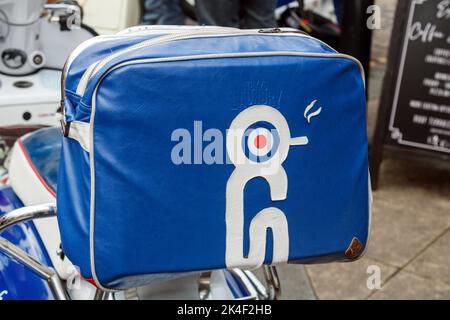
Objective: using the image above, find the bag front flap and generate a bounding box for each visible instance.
[83,53,370,289]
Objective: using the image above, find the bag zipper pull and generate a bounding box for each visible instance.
[258,28,283,33]
[258,27,308,36]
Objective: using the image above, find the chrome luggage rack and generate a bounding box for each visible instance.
[0,204,68,300]
[0,204,281,300]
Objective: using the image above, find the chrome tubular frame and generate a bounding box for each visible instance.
[0,204,281,301]
[0,204,57,230]
[0,204,69,300]
[244,270,271,299]
[198,267,280,300]
[198,271,212,300]
[229,269,260,300]
[262,265,282,300]
[229,266,282,300]
[94,288,114,300]
[243,265,282,300]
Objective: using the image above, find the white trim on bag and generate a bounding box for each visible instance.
[76,30,337,95]
[67,121,90,152]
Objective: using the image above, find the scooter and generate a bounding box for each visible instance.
[0,0,96,165]
[0,1,276,300]
[0,127,278,300]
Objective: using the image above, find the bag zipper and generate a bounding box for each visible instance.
[64,51,364,144]
[60,26,240,133]
[61,27,337,136]
[74,28,335,96]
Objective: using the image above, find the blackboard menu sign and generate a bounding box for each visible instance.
[370,0,450,189]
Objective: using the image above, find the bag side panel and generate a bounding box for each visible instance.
[57,138,92,278]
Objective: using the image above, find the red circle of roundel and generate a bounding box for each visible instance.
[242,121,280,163]
[254,135,267,149]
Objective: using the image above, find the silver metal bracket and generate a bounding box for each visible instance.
[0,204,68,300]
[201,266,282,300]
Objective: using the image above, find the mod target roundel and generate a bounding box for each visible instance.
[242,121,280,163]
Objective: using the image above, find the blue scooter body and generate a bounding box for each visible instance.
[0,127,251,299]
[0,187,54,300]
[277,0,295,6]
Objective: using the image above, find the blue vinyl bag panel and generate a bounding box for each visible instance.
[58,30,370,290]
[64,34,165,122]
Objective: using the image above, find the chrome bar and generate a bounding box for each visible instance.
[263,265,281,300]
[0,203,56,232]
[104,292,114,300]
[0,236,53,279]
[243,270,270,300]
[229,269,259,300]
[48,273,69,300]
[93,289,114,300]
[0,204,68,300]
[198,271,212,300]
[43,4,82,30]
[94,289,107,300]
[0,236,68,300]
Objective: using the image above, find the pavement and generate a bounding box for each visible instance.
[274,0,450,300]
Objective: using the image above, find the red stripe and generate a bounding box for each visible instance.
[17,140,100,288]
[1,176,8,185]
[17,139,56,198]
[81,276,99,288]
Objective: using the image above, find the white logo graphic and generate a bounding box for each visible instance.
[366,5,382,30]
[225,103,321,269]
[367,265,382,290]
[0,290,8,300]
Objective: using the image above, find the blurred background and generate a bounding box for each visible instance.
[0,0,449,299]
